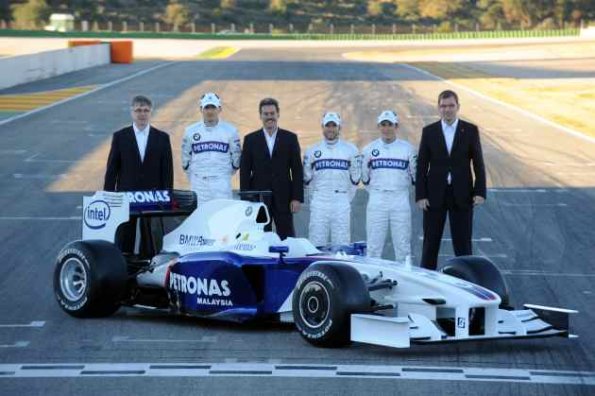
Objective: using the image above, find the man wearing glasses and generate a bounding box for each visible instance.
[104,95,174,253]
[361,110,417,261]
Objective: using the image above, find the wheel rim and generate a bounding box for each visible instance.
[298,281,330,329]
[59,257,88,302]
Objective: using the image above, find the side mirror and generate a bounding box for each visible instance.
[269,246,289,254]
[352,241,367,256]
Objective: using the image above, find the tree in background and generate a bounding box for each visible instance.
[367,0,383,17]
[11,0,51,29]
[163,0,189,28]
[418,0,464,20]
[478,0,505,29]
[395,0,420,20]
[269,0,297,14]
[220,0,236,10]
[0,0,10,22]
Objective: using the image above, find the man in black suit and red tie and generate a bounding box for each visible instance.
[416,90,486,270]
[104,95,174,253]
[240,97,304,240]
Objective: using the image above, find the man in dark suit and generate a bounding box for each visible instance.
[416,90,486,270]
[240,98,304,240]
[104,95,174,253]
[104,95,173,192]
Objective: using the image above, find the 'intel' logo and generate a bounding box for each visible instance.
[84,200,110,230]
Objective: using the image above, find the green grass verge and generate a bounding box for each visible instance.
[0,28,581,41]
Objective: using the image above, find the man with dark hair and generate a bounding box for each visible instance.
[240,97,304,239]
[104,95,174,253]
[416,90,486,270]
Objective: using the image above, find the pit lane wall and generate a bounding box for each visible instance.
[0,43,110,90]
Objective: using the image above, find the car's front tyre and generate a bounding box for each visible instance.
[292,263,370,347]
[54,240,127,317]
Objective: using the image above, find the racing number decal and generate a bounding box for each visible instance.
[457,317,466,328]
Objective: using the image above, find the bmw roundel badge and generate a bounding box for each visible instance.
[245,207,253,217]
[372,149,379,157]
[314,150,322,158]
[193,133,201,141]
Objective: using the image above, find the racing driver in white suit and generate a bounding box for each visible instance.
[362,110,417,261]
[304,112,361,247]
[181,92,241,204]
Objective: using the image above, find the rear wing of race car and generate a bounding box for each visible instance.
[82,190,196,243]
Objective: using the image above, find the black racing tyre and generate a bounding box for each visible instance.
[438,255,511,309]
[53,240,128,318]
[292,262,370,348]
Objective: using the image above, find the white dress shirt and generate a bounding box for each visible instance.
[441,118,458,184]
[263,128,278,157]
[133,123,150,162]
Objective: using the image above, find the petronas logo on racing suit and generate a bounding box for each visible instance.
[313,159,350,170]
[370,158,409,170]
[192,141,229,154]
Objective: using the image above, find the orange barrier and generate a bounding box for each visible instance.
[110,41,133,64]
[68,40,102,48]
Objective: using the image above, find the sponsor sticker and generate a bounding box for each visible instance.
[84,200,111,230]
[179,234,216,247]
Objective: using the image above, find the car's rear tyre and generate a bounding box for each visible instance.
[292,263,370,347]
[439,255,511,309]
[54,240,127,317]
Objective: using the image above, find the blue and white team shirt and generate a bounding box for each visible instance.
[181,120,241,177]
[303,139,361,200]
[361,138,417,191]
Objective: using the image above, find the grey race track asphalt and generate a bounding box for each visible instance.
[0,47,594,395]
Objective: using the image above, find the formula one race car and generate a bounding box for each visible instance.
[53,190,577,349]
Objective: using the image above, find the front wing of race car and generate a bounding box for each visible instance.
[350,304,577,349]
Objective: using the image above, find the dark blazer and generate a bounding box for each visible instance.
[104,126,173,192]
[240,128,304,212]
[415,119,486,209]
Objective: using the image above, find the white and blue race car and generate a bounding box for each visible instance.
[53,190,577,349]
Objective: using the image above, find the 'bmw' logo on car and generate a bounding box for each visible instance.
[245,207,253,217]
[84,200,111,230]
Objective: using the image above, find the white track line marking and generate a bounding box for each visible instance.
[0,62,172,127]
[488,188,547,193]
[0,341,29,348]
[419,236,492,242]
[0,363,593,385]
[399,63,595,145]
[439,253,508,258]
[0,149,27,155]
[13,173,64,179]
[112,336,217,343]
[0,216,81,221]
[499,203,568,207]
[0,321,45,328]
[501,270,595,278]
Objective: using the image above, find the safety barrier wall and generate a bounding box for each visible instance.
[0,43,110,90]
